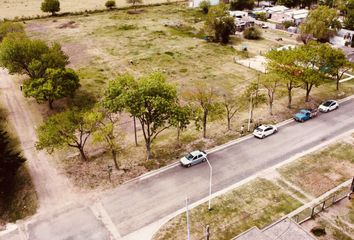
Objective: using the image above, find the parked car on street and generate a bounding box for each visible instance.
[318,100,339,112]
[293,109,318,122]
[253,124,277,139]
[180,150,207,167]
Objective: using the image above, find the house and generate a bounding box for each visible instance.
[229,10,248,19]
[188,0,219,8]
[284,9,308,25]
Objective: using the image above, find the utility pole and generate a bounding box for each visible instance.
[186,197,190,240]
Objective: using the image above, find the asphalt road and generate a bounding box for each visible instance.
[2,99,354,240]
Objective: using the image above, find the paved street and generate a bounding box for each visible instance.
[1,98,354,240]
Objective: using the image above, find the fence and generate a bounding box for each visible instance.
[292,187,350,224]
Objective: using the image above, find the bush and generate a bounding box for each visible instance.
[311,226,326,237]
[230,0,254,10]
[41,0,60,16]
[0,22,25,42]
[199,0,211,14]
[105,0,116,9]
[243,26,262,40]
[283,20,295,29]
[255,12,267,21]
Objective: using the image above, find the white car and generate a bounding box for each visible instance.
[180,150,207,167]
[318,100,339,112]
[253,124,277,139]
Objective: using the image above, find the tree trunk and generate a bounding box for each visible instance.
[177,125,180,144]
[146,141,151,161]
[287,89,292,109]
[305,84,312,102]
[79,147,88,161]
[111,149,119,170]
[269,99,273,115]
[48,99,54,109]
[227,117,231,131]
[133,116,138,146]
[203,109,208,138]
[336,78,340,91]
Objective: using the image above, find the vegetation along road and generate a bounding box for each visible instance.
[1,95,354,240]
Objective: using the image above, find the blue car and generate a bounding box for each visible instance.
[293,109,318,122]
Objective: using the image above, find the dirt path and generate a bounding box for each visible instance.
[0,69,77,213]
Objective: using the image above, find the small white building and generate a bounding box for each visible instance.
[188,0,219,8]
[284,9,308,25]
[229,10,248,18]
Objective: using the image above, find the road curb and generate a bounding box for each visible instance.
[122,95,354,184]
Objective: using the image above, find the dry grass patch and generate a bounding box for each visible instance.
[278,138,354,197]
[153,178,302,240]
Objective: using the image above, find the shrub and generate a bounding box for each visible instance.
[311,226,326,237]
[199,0,211,14]
[243,26,262,40]
[255,12,267,21]
[105,0,116,9]
[41,0,60,16]
[0,22,25,41]
[283,20,295,29]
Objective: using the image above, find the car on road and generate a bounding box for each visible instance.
[253,124,277,139]
[180,150,207,167]
[318,100,339,112]
[293,109,318,122]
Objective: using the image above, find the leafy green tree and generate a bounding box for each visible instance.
[243,26,262,40]
[0,37,68,79]
[0,22,25,42]
[126,0,143,11]
[104,72,188,160]
[344,11,354,30]
[23,68,80,109]
[266,48,301,108]
[199,0,211,14]
[205,4,236,44]
[0,129,25,193]
[230,0,255,10]
[36,110,101,161]
[105,0,116,9]
[41,0,60,16]
[300,5,341,43]
[92,110,123,170]
[244,80,266,124]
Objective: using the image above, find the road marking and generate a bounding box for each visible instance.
[90,202,122,240]
[127,127,354,240]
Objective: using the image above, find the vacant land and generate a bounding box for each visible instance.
[22,3,354,190]
[153,178,302,240]
[278,135,354,197]
[0,0,179,20]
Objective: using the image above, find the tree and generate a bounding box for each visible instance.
[93,110,123,170]
[205,4,236,44]
[104,72,188,160]
[244,79,266,124]
[230,0,255,10]
[186,82,221,138]
[0,37,68,79]
[0,129,25,193]
[23,68,80,109]
[221,89,243,130]
[300,6,341,42]
[126,0,143,11]
[36,110,100,161]
[259,74,280,115]
[243,26,262,40]
[41,0,60,16]
[266,48,301,108]
[199,0,211,14]
[0,22,25,42]
[105,0,116,9]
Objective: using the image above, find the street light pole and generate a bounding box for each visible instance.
[247,93,253,132]
[186,197,190,240]
[205,157,212,211]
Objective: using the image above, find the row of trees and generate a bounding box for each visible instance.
[0,22,80,109]
[266,41,352,107]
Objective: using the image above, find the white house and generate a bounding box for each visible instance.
[229,10,248,18]
[188,0,219,8]
[284,9,308,25]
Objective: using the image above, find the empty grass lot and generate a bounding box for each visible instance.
[278,136,354,197]
[153,178,302,240]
